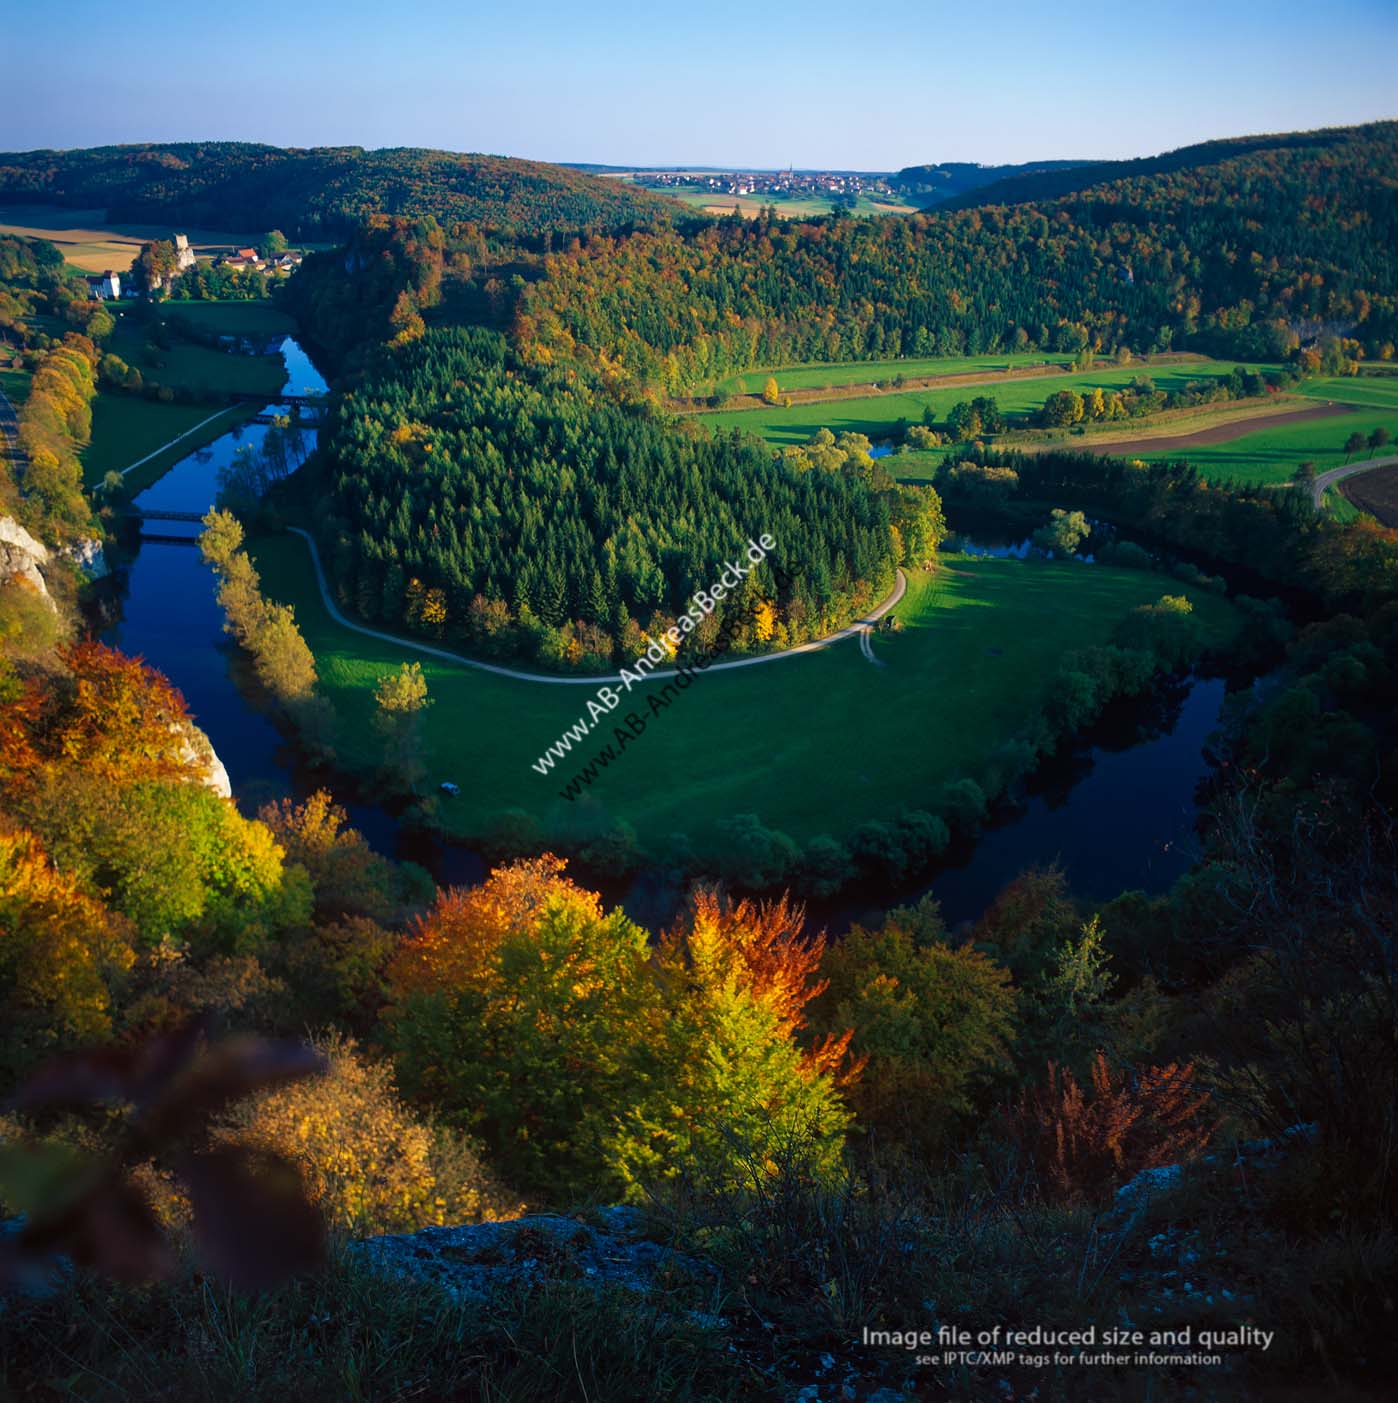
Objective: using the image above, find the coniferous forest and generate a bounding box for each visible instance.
[316,327,898,665]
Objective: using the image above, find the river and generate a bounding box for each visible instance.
[101,335,1235,929]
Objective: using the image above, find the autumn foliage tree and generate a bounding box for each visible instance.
[13,335,98,543]
[0,824,135,1069]
[632,889,854,1192]
[386,856,664,1198]
[813,898,1017,1153]
[214,1034,518,1234]
[386,860,854,1201]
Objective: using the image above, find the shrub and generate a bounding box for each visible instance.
[1113,593,1201,667]
[1032,507,1090,556]
[1097,539,1153,571]
[216,1034,520,1234]
[797,833,856,897]
[1005,1052,1214,1204]
[708,812,800,888]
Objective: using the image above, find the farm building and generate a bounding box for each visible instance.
[87,270,121,300]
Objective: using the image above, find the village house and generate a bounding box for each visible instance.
[86,269,121,300]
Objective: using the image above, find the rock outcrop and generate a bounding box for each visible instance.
[176,721,233,799]
[0,516,56,610]
[61,537,110,581]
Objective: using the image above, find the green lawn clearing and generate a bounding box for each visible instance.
[81,394,251,487]
[104,306,286,398]
[250,535,1239,854]
[161,300,297,336]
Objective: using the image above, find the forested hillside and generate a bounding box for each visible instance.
[0,143,682,242]
[888,157,1097,207]
[314,327,904,665]
[515,123,1398,394]
[937,121,1385,209]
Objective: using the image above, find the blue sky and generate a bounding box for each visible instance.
[4,0,1395,168]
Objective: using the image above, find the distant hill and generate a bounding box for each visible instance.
[888,159,1099,207]
[512,121,1398,394]
[935,123,1393,209]
[0,143,683,242]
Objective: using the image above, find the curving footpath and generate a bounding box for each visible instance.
[1312,453,1398,509]
[286,527,906,687]
[120,407,243,477]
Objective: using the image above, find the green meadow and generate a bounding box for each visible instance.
[0,366,31,406]
[81,395,246,484]
[701,360,1238,450]
[1134,375,1398,483]
[105,305,286,398]
[161,299,297,336]
[251,535,1239,853]
[713,353,1075,397]
[79,302,290,485]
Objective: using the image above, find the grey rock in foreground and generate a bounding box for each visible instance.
[351,1207,712,1302]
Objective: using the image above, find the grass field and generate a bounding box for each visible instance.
[250,535,1239,852]
[77,304,288,485]
[0,366,31,406]
[161,300,297,336]
[605,179,916,220]
[104,306,286,398]
[81,395,250,485]
[710,353,1076,398]
[703,360,1240,450]
[1131,376,1398,484]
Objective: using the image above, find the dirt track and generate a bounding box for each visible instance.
[1074,401,1354,457]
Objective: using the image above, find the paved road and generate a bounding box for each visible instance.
[287,527,907,687]
[1312,453,1398,508]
